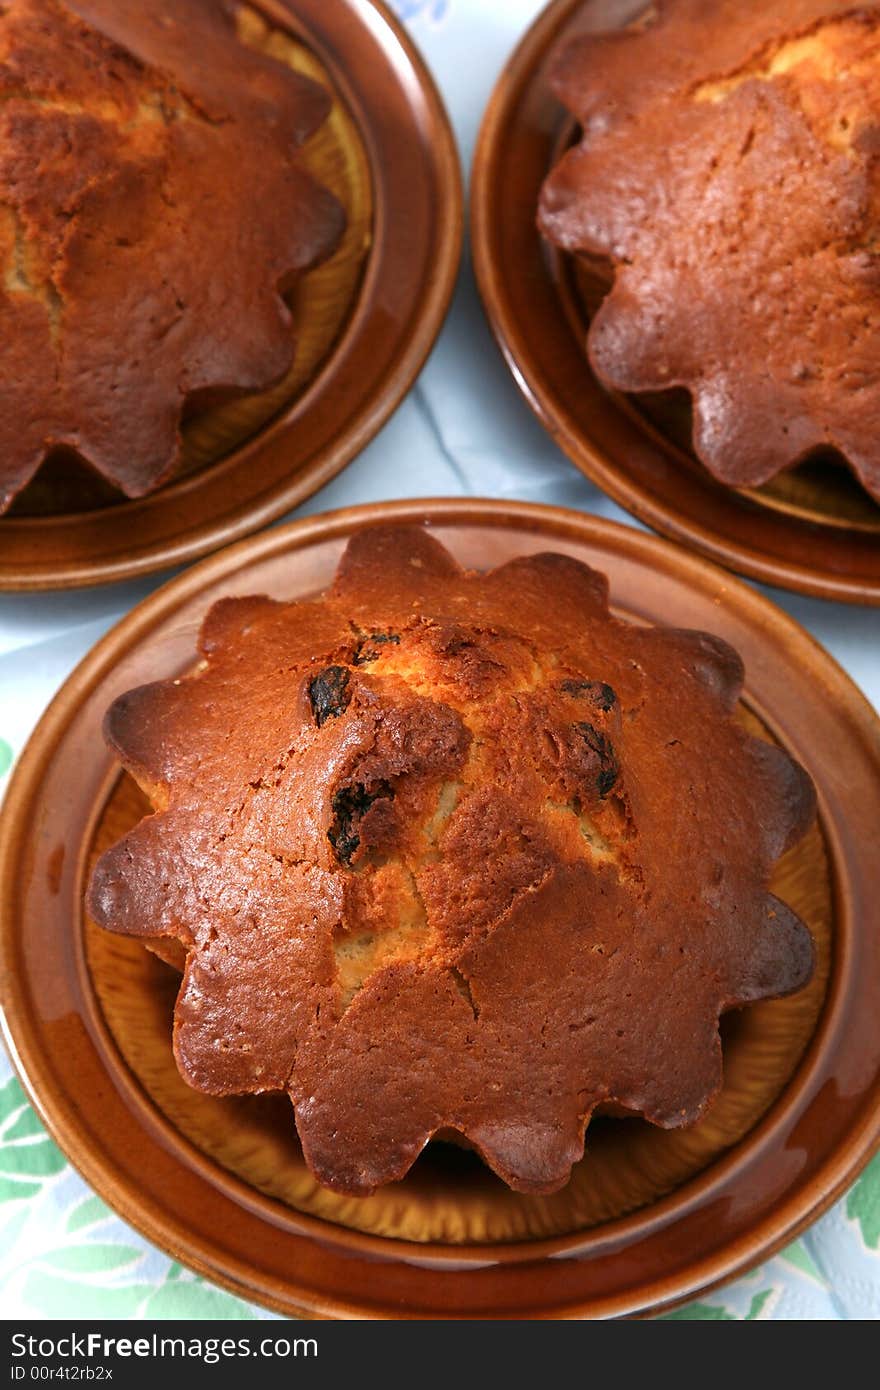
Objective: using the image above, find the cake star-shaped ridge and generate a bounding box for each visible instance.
[0,0,344,511]
[539,0,880,502]
[89,525,815,1194]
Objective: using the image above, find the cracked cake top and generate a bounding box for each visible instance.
[0,0,344,512]
[538,0,880,502]
[88,524,816,1195]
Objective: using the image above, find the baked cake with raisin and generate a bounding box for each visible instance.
[0,0,344,512]
[539,0,880,502]
[88,524,815,1195]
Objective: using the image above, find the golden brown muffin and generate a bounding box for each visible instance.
[538,0,880,503]
[88,525,815,1196]
[0,0,344,512]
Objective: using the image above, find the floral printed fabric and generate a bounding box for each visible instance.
[0,0,877,1323]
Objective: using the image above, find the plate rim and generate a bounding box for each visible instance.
[1,497,879,1319]
[470,0,880,606]
[0,0,463,592]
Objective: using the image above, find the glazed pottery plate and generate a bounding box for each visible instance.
[0,0,461,591]
[1,499,879,1318]
[471,0,880,604]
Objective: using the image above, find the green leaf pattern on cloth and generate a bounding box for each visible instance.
[663,1289,778,1321]
[67,1195,111,1233]
[663,1303,738,1321]
[0,1077,65,1189]
[744,1290,775,1320]
[847,1154,880,1251]
[780,1239,827,1286]
[0,1067,262,1319]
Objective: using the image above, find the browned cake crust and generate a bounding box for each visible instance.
[0,0,344,512]
[538,0,880,502]
[88,525,816,1195]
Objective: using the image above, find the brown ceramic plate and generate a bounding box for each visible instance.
[471,0,880,605]
[1,499,879,1319]
[0,0,461,592]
